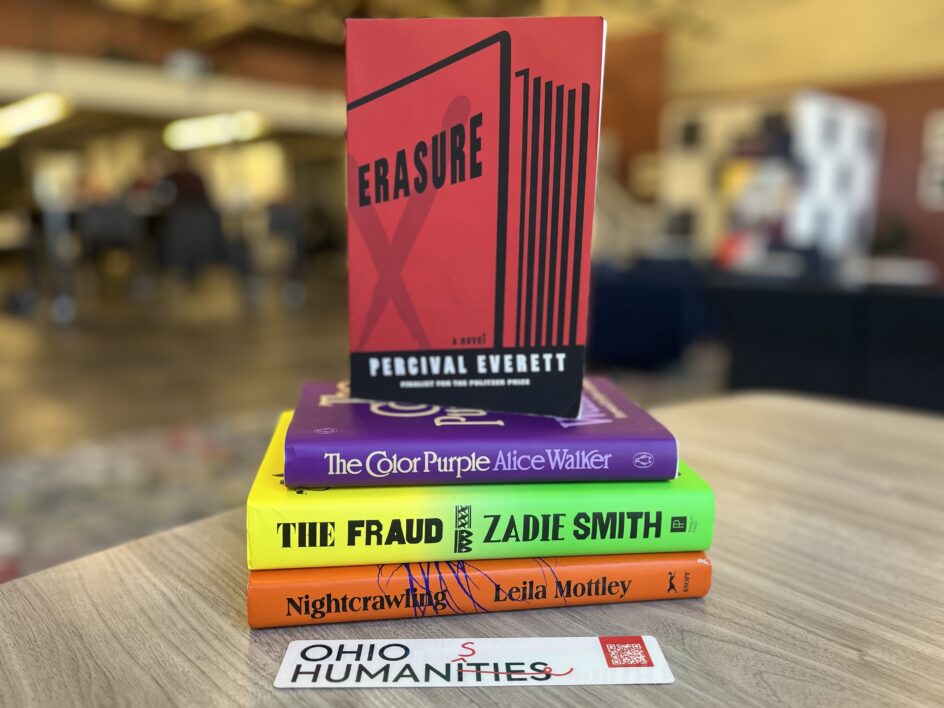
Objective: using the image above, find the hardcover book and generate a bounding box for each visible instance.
[248,551,711,628]
[247,413,713,570]
[345,17,606,417]
[284,378,677,488]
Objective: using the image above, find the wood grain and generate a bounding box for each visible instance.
[1,393,943,707]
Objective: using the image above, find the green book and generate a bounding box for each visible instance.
[247,413,714,569]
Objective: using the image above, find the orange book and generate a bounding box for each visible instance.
[247,552,711,628]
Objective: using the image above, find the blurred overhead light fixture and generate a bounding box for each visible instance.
[0,92,72,143]
[163,110,267,151]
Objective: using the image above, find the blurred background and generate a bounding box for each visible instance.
[1,0,943,581]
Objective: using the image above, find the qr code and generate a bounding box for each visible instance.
[597,635,655,668]
[605,642,649,667]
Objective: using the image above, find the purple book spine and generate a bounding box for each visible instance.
[284,436,677,488]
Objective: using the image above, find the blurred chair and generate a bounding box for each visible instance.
[78,199,146,291]
[159,202,226,282]
[78,199,143,252]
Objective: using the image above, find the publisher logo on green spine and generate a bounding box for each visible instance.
[670,516,687,533]
[454,505,472,553]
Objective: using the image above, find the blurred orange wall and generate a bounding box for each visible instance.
[839,76,944,268]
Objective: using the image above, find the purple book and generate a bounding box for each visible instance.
[284,378,677,488]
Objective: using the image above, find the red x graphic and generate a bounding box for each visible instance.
[349,95,472,350]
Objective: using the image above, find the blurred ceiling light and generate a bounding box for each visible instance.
[163,110,267,151]
[0,92,72,142]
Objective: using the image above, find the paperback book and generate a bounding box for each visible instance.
[247,413,713,570]
[284,378,677,488]
[248,551,711,627]
[346,17,606,417]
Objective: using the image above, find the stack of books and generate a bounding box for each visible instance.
[245,378,713,628]
[244,15,713,629]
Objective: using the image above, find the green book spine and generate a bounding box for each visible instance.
[247,413,714,570]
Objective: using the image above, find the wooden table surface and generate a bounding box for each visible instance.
[1,393,943,707]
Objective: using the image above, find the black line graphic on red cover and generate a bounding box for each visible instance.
[557,88,576,344]
[493,36,511,348]
[348,32,509,110]
[347,97,471,350]
[569,83,591,346]
[348,32,511,349]
[514,69,530,347]
[536,79,553,346]
[547,83,564,346]
[523,76,541,347]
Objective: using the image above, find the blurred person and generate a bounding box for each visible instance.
[162,153,209,202]
[32,154,82,325]
[267,187,308,309]
[0,205,41,317]
[157,153,225,283]
[123,153,170,298]
[127,152,171,216]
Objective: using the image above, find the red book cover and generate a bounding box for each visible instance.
[345,17,606,417]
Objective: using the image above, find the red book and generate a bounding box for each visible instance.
[345,17,606,417]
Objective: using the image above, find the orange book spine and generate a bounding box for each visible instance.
[247,552,711,628]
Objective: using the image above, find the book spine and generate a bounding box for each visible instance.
[246,471,713,569]
[247,552,711,628]
[284,435,677,488]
